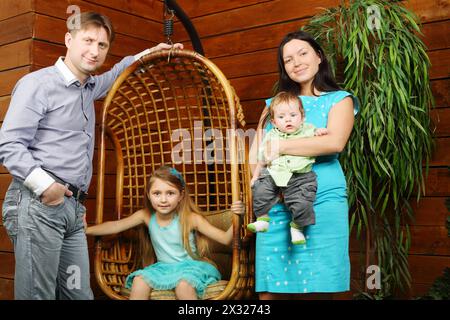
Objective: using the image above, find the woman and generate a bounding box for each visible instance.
[251,30,358,299]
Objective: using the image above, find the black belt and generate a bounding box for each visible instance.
[45,171,88,203]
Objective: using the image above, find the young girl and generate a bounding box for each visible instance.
[86,166,244,300]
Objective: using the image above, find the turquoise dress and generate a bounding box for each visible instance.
[125,214,221,298]
[255,90,358,293]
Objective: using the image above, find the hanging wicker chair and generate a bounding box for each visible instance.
[93,49,254,300]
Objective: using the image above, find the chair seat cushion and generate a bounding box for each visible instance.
[120,280,228,300]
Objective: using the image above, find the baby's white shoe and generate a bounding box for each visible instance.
[290,222,306,245]
[247,217,270,233]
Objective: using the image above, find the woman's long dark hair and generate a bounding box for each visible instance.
[277,30,340,96]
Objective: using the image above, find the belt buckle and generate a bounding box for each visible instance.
[75,189,86,203]
[67,184,81,202]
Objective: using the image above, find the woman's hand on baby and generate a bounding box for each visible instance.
[314,128,329,136]
[231,201,245,215]
[263,139,282,164]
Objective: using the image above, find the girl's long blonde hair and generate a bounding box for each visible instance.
[138,166,211,267]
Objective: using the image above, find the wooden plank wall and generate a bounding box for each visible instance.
[0,0,448,299]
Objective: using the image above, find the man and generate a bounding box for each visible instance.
[0,11,182,299]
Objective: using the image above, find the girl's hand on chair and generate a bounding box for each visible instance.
[231,201,245,215]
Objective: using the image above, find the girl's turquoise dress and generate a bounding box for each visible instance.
[255,90,358,293]
[125,214,221,298]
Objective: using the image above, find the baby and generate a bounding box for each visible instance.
[248,91,328,244]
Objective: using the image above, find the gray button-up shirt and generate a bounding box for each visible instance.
[0,55,135,193]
